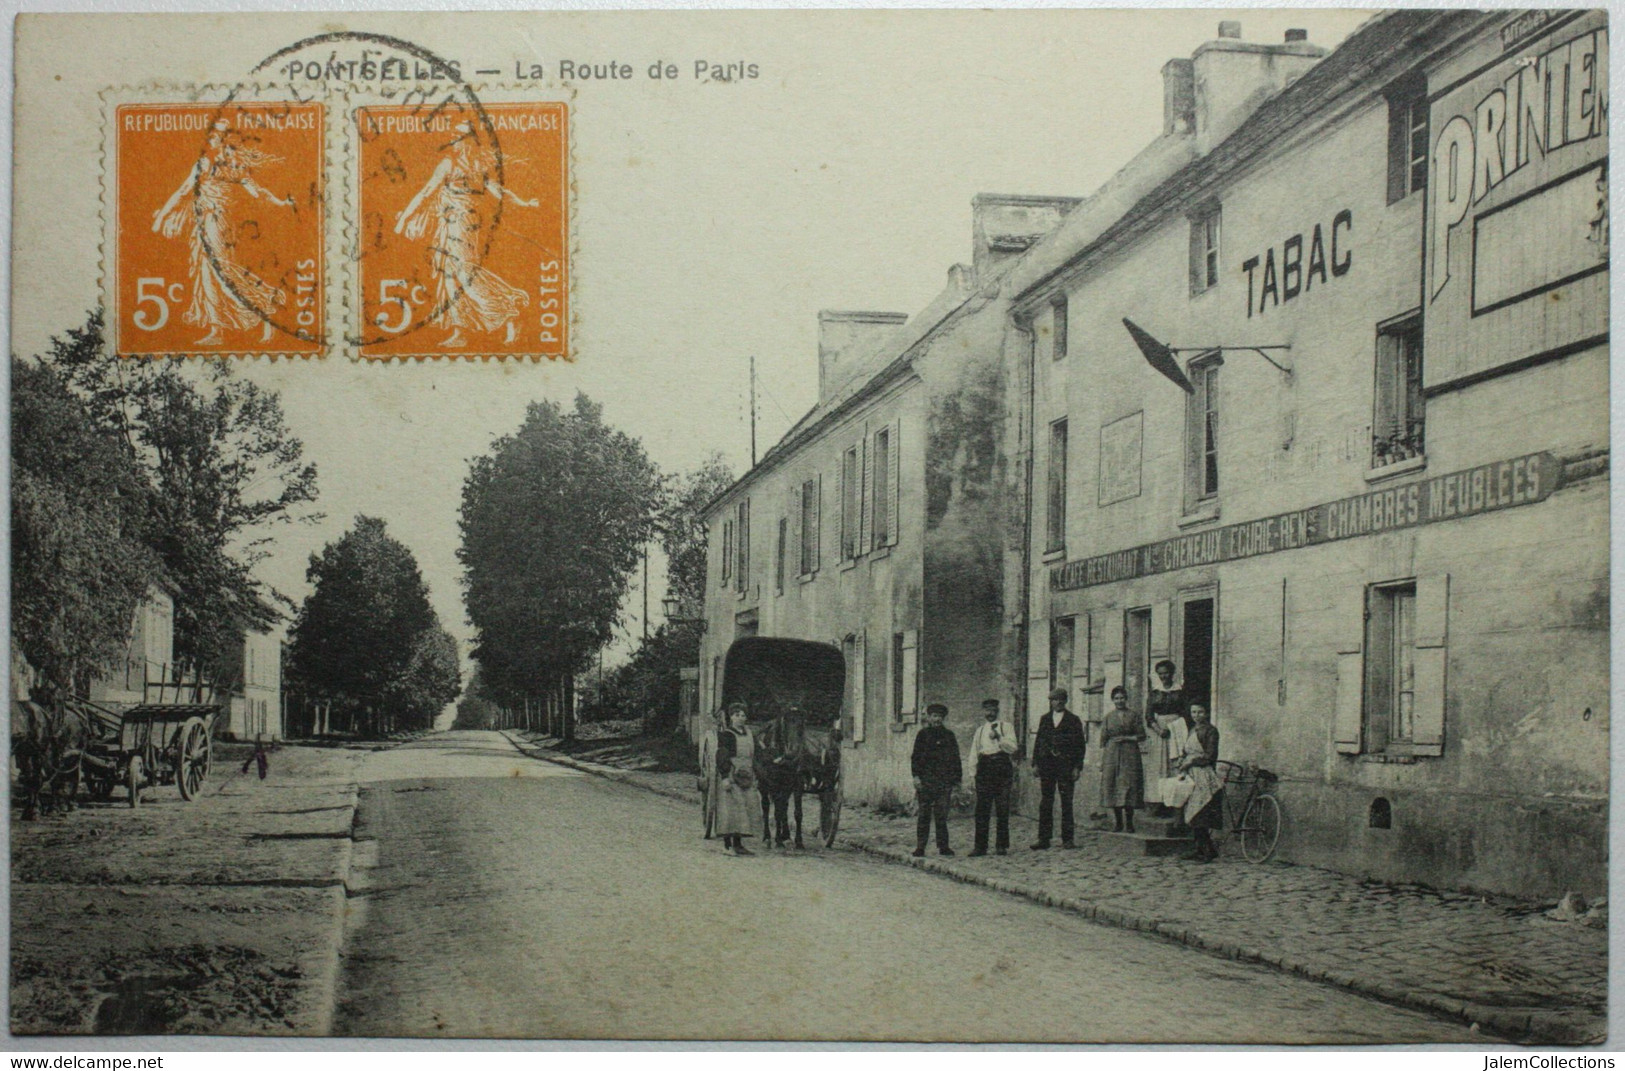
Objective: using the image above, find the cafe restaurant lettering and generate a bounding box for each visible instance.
[1051,452,1558,591]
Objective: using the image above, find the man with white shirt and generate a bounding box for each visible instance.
[967,698,1018,856]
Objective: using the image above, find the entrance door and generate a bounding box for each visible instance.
[1182,596,1216,713]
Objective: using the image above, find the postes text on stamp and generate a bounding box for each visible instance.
[113,102,326,357]
[355,102,569,360]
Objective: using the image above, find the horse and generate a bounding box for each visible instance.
[755,712,840,849]
[11,698,89,819]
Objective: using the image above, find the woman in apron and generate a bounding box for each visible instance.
[1175,702,1224,862]
[714,705,761,856]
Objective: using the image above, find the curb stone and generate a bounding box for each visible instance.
[499,732,1602,1047]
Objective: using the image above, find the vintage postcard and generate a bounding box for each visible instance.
[7,8,1610,1046]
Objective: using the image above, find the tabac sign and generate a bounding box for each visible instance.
[1051,453,1559,591]
[1424,11,1608,390]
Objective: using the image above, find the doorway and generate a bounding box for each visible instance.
[1182,596,1216,713]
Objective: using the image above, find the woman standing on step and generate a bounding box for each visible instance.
[713,704,760,856]
[1176,703,1224,862]
[1099,685,1145,833]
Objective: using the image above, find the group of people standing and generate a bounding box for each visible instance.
[1098,660,1224,862]
[698,660,1224,864]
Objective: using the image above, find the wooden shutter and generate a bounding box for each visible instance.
[1411,574,1449,756]
[737,499,750,592]
[1333,650,1365,754]
[788,484,802,579]
[852,630,867,743]
[811,474,822,570]
[888,420,901,546]
[1151,602,1171,660]
[721,520,732,585]
[836,450,848,560]
[860,435,874,554]
[900,629,919,720]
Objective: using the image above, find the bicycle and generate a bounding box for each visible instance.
[1216,760,1282,862]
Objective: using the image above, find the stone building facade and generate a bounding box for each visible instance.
[1012,9,1607,899]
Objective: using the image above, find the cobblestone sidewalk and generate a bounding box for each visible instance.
[506,730,1607,1045]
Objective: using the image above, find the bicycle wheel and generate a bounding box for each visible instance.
[1240,793,1281,862]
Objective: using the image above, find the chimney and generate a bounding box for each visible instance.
[1189,22,1327,152]
[1162,58,1195,134]
[971,193,1083,278]
[818,310,907,402]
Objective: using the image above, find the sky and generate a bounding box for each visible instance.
[9,8,1377,670]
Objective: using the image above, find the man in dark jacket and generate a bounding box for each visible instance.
[910,703,962,857]
[1031,687,1087,849]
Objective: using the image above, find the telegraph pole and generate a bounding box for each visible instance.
[642,543,650,642]
[749,355,758,466]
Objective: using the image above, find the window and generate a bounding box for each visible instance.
[1372,316,1425,467]
[775,517,787,595]
[1334,576,1449,758]
[735,499,750,592]
[872,428,891,546]
[893,629,918,723]
[1365,582,1416,751]
[842,631,867,743]
[1190,204,1221,293]
[799,477,820,574]
[1049,616,1076,695]
[1186,357,1221,504]
[1050,295,1068,360]
[841,445,861,560]
[720,520,733,585]
[1386,75,1428,203]
[1046,418,1068,553]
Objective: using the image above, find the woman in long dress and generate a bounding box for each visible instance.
[152,120,294,346]
[393,122,538,348]
[1099,685,1146,833]
[1146,659,1191,815]
[1176,703,1224,862]
[713,705,761,856]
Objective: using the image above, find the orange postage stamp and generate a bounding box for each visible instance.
[354,101,569,360]
[112,102,325,357]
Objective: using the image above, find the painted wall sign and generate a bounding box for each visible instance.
[1423,11,1608,390]
[1098,412,1143,506]
[1240,210,1351,318]
[1051,452,1559,590]
[1429,25,1608,302]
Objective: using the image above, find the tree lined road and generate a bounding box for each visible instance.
[332,731,1473,1042]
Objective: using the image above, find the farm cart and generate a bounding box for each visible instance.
[80,703,218,807]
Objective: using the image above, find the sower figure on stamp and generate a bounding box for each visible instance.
[1031,687,1086,850]
[910,703,961,858]
[394,120,538,349]
[152,119,294,347]
[967,699,1017,856]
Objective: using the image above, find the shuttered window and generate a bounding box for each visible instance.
[1337,576,1448,758]
[1372,317,1425,466]
[872,427,891,547]
[720,520,733,585]
[1046,418,1068,553]
[799,476,821,575]
[1386,74,1429,204]
[735,499,750,592]
[775,518,787,595]
[840,445,861,560]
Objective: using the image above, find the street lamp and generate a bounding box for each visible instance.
[662,595,707,630]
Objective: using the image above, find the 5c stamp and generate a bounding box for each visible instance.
[355,102,569,360]
[112,102,326,357]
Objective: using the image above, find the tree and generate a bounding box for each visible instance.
[45,311,320,674]
[458,394,662,738]
[286,515,456,736]
[10,358,158,694]
[658,453,734,612]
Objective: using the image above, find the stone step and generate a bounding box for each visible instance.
[1084,812,1189,838]
[1095,830,1194,857]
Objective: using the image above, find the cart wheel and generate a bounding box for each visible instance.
[1240,793,1282,863]
[127,755,143,810]
[176,719,211,801]
[819,777,843,848]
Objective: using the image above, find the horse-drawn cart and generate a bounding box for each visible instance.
[79,668,220,808]
[720,637,844,848]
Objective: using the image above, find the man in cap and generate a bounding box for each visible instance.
[910,703,962,857]
[1031,687,1087,849]
[966,698,1018,856]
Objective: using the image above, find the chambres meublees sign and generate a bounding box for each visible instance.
[1051,452,1559,590]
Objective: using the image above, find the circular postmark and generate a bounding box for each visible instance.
[194,32,511,352]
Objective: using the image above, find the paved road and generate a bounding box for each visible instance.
[333,731,1475,1043]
